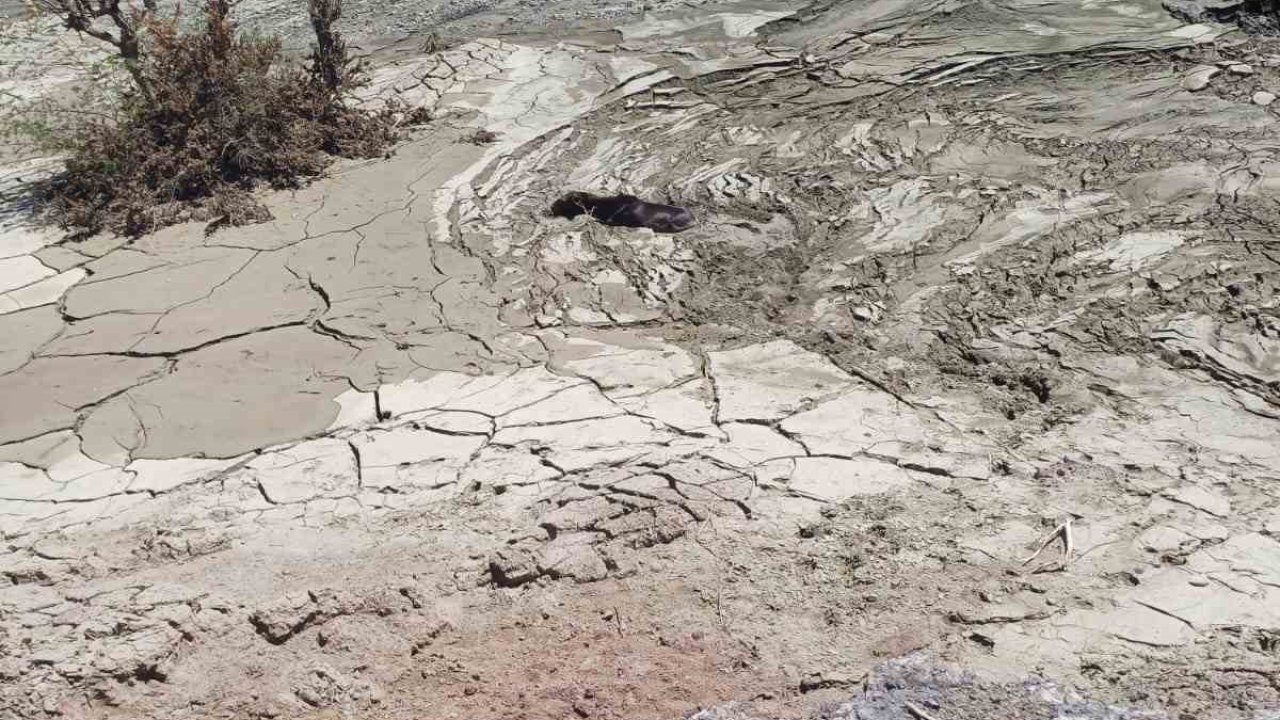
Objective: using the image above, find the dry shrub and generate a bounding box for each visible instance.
[466,128,500,145]
[41,0,405,236]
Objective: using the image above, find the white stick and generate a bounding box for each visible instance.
[1021,520,1072,567]
[904,700,941,720]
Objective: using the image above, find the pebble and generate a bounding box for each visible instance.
[1188,576,1210,587]
[1253,91,1276,107]
[1182,66,1219,92]
[1228,63,1254,76]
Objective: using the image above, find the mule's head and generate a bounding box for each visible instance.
[647,205,695,233]
[550,191,593,219]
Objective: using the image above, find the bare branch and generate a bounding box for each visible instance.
[307,0,358,95]
[29,0,154,97]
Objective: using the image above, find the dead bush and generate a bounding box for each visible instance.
[307,0,357,95]
[466,128,500,145]
[39,0,409,236]
[418,31,454,54]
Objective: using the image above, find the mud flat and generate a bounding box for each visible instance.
[2,1,1280,719]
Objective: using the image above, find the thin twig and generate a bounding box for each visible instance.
[1021,519,1073,568]
[904,700,941,720]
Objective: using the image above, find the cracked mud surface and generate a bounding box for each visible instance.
[3,1,1280,719]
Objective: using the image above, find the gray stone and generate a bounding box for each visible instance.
[1181,65,1219,91]
[489,547,541,587]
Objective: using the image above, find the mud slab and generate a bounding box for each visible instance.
[2,1,1280,720]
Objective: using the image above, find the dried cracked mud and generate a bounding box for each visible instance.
[3,1,1280,719]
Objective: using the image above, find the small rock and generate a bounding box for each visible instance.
[1228,63,1254,75]
[1182,65,1219,92]
[488,548,540,587]
[1252,91,1276,106]
[1188,576,1210,587]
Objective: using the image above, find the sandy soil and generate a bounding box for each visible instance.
[2,1,1279,719]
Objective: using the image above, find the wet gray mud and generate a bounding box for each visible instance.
[2,1,1279,719]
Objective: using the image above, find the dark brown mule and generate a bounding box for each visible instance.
[550,192,695,234]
